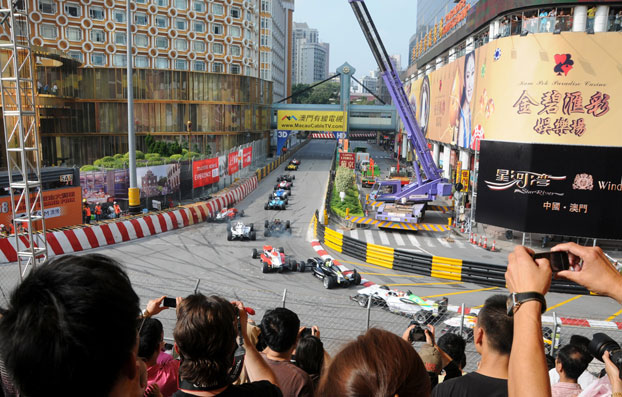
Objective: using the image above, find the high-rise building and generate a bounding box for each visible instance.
[260,0,294,102]
[292,22,330,85]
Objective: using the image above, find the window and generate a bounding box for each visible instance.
[135,55,149,68]
[213,23,223,35]
[261,0,270,12]
[212,62,223,73]
[155,57,169,69]
[231,64,241,74]
[230,45,241,56]
[193,40,206,52]
[175,17,188,30]
[212,4,224,15]
[89,6,105,20]
[135,0,147,3]
[212,42,223,54]
[193,0,205,12]
[155,36,169,48]
[39,24,58,39]
[175,38,188,51]
[91,29,105,43]
[68,50,83,62]
[113,10,126,23]
[175,0,187,10]
[66,26,82,41]
[155,15,168,28]
[114,32,126,45]
[193,21,205,33]
[175,59,188,70]
[38,0,56,14]
[64,3,81,17]
[193,60,206,71]
[156,0,168,6]
[135,34,148,47]
[91,52,106,66]
[113,54,127,67]
[230,7,241,18]
[135,12,147,25]
[229,26,241,37]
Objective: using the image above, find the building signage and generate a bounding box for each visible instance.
[242,147,252,168]
[192,157,220,188]
[276,130,290,156]
[277,110,347,132]
[460,170,470,192]
[339,152,356,170]
[475,140,622,239]
[228,151,239,175]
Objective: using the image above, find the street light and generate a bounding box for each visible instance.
[186,120,192,152]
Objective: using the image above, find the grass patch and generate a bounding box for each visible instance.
[330,185,364,218]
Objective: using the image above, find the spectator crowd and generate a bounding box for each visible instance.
[0,242,621,396]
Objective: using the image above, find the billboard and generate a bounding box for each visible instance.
[136,164,181,198]
[277,110,347,131]
[0,187,82,229]
[192,157,219,188]
[339,152,356,169]
[242,147,252,168]
[228,151,239,175]
[475,140,622,239]
[408,33,622,148]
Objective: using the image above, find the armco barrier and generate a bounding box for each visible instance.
[312,210,590,295]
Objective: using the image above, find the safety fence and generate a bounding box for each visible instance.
[313,211,590,295]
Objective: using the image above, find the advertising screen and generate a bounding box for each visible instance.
[192,157,220,188]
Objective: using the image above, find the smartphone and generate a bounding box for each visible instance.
[162,297,177,308]
[532,251,570,272]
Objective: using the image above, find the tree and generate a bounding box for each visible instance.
[290,82,340,104]
[291,83,312,103]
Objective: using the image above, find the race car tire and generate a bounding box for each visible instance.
[262,262,270,273]
[240,210,244,217]
[249,223,254,231]
[323,276,337,289]
[278,247,285,253]
[414,311,431,324]
[277,265,284,273]
[274,185,278,190]
[252,248,258,259]
[285,199,288,205]
[268,195,273,200]
[287,259,294,271]
[298,261,305,272]
[353,271,362,286]
[293,175,295,180]
[285,221,290,229]
[264,230,270,237]
[264,204,269,210]
[355,295,369,307]
[227,231,233,241]
[250,231,256,241]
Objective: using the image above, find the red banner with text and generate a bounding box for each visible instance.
[228,151,239,175]
[242,147,252,168]
[192,157,220,188]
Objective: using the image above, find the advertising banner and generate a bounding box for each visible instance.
[228,151,239,175]
[277,110,347,131]
[136,163,181,198]
[339,152,356,169]
[475,140,622,239]
[276,130,290,155]
[192,157,220,188]
[242,147,252,168]
[80,169,129,203]
[0,187,82,230]
[407,33,622,148]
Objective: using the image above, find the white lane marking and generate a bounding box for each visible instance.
[350,229,359,240]
[392,232,405,246]
[407,233,421,247]
[454,239,466,248]
[437,237,451,248]
[378,230,391,245]
[364,229,375,245]
[425,237,436,248]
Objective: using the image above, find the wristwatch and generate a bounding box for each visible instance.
[506,292,546,316]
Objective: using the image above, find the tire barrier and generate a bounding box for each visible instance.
[312,210,590,295]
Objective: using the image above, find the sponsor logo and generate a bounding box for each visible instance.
[554,54,574,76]
[281,115,298,121]
[572,173,593,190]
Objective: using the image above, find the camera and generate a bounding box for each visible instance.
[408,320,426,342]
[588,333,622,379]
[300,327,312,338]
[531,251,570,272]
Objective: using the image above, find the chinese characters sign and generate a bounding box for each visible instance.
[339,152,356,170]
[242,147,252,168]
[228,151,239,175]
[0,187,82,230]
[277,110,347,132]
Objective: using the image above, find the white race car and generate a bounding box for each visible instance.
[227,221,256,241]
[351,284,448,323]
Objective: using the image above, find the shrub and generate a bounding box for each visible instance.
[100,156,114,162]
[145,153,161,160]
[113,153,123,159]
[335,166,355,194]
[169,154,183,161]
[330,185,364,217]
[124,150,144,159]
[80,165,100,171]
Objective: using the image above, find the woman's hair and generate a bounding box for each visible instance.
[459,51,476,108]
[294,335,324,376]
[316,328,430,397]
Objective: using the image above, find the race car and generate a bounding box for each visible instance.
[307,257,361,289]
[350,284,448,323]
[252,245,304,273]
[227,221,256,241]
[286,161,299,171]
[290,159,301,165]
[276,174,295,182]
[270,189,289,201]
[210,207,243,222]
[274,180,293,190]
[265,198,287,210]
[264,219,291,237]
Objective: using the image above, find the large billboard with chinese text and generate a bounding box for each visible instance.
[408,33,622,148]
[277,110,347,131]
[0,187,82,230]
[475,140,622,239]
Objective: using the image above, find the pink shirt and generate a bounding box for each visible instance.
[147,359,180,397]
[552,382,582,397]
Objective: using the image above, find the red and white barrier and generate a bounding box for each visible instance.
[310,133,335,139]
[0,176,259,263]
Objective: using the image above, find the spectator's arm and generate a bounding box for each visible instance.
[505,246,552,397]
[604,351,622,394]
[401,325,414,342]
[143,296,168,318]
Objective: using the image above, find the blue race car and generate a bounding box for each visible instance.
[270,189,289,202]
[265,198,287,210]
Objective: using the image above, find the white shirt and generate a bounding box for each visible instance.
[549,368,597,390]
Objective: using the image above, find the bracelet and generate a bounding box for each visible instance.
[142,308,151,318]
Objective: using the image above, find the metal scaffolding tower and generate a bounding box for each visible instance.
[0,0,48,279]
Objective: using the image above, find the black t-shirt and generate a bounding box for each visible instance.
[173,381,282,397]
[432,372,508,397]
[443,360,463,380]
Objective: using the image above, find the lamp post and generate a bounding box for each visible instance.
[186,120,192,152]
[127,0,140,214]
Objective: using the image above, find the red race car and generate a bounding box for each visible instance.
[251,245,304,273]
[210,207,244,222]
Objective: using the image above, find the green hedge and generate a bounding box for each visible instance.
[330,166,364,217]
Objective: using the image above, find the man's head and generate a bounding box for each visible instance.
[139,317,164,362]
[0,254,140,397]
[556,344,589,381]
[174,294,237,388]
[437,332,467,367]
[474,295,513,355]
[260,307,300,353]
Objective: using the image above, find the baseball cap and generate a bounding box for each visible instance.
[418,343,442,375]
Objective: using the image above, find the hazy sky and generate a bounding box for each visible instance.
[292,0,418,79]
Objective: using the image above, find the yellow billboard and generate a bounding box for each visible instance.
[277,110,347,131]
[409,32,622,148]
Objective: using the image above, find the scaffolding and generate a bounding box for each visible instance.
[0,0,48,278]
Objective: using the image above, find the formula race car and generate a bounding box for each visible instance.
[286,162,299,171]
[270,189,290,201]
[264,219,291,237]
[210,207,243,222]
[274,180,293,190]
[276,174,295,182]
[351,284,448,323]
[290,159,301,165]
[227,221,256,241]
[307,257,361,289]
[252,245,305,273]
[265,198,287,210]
